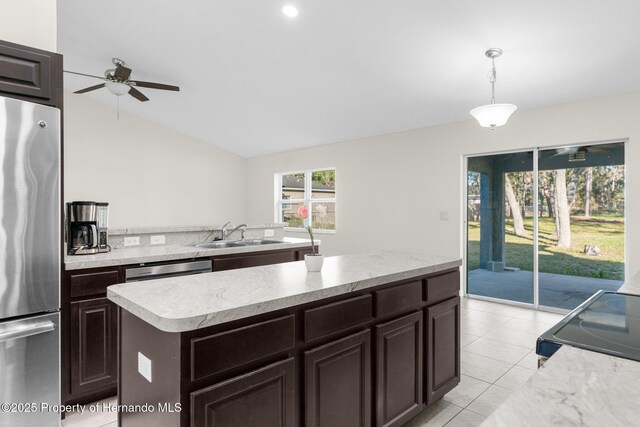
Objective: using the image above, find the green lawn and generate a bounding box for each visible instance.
[467,216,624,280]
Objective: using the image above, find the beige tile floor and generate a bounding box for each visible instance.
[62,297,564,427]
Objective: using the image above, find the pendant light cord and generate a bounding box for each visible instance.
[490,57,497,105]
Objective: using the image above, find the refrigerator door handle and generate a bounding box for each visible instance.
[0,322,55,342]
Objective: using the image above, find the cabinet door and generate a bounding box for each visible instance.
[213,251,295,271]
[70,298,118,396]
[305,330,371,427]
[0,41,62,106]
[375,311,423,427]
[425,297,460,405]
[191,358,295,427]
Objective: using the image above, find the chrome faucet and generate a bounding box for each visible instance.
[221,222,247,240]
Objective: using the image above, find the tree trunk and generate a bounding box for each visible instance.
[505,175,527,237]
[585,167,592,217]
[554,170,571,248]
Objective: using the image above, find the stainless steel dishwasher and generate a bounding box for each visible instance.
[125,259,212,282]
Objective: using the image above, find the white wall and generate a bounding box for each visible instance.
[64,91,247,228]
[246,91,640,279]
[0,0,57,51]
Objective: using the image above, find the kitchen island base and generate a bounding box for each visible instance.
[116,266,461,427]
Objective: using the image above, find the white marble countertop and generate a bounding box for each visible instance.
[483,270,640,426]
[107,251,461,333]
[64,237,315,270]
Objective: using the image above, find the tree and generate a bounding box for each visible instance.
[584,167,593,216]
[539,172,555,218]
[505,174,527,236]
[554,169,571,248]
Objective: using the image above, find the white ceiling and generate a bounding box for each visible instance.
[58,0,640,157]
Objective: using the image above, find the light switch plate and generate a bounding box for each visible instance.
[264,229,275,237]
[124,236,140,247]
[138,352,152,383]
[150,235,166,245]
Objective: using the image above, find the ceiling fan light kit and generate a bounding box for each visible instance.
[105,81,130,96]
[470,48,517,129]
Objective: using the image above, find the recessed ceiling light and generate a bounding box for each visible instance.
[282,5,299,18]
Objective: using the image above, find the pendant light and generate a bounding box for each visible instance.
[470,48,517,129]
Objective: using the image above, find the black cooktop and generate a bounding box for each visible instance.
[537,291,640,362]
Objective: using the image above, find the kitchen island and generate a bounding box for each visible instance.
[107,251,462,427]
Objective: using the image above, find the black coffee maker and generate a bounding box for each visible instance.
[66,201,110,255]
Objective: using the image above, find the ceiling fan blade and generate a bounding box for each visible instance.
[128,87,149,102]
[552,147,578,157]
[74,83,106,94]
[587,146,611,153]
[64,70,106,80]
[130,80,180,91]
[114,65,132,80]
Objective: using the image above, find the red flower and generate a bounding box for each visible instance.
[298,205,309,218]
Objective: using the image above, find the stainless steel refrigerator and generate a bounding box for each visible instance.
[0,96,61,426]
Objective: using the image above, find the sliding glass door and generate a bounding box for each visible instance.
[537,143,625,310]
[465,142,625,311]
[466,151,534,305]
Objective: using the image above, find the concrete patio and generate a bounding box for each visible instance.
[467,269,624,310]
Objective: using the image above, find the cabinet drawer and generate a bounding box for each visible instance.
[375,281,422,317]
[213,251,295,271]
[424,271,459,305]
[304,295,372,342]
[70,270,120,298]
[191,315,295,381]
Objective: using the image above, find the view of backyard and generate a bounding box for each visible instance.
[466,145,625,309]
[467,215,624,280]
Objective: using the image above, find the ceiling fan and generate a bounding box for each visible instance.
[552,145,612,162]
[64,58,180,102]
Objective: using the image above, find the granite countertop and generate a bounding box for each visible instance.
[107,251,461,333]
[64,237,315,270]
[483,270,640,426]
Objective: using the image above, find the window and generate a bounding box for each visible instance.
[275,168,336,233]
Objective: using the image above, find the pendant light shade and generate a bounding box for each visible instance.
[470,103,517,128]
[470,48,516,129]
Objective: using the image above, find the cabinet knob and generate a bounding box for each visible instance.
[38,121,47,128]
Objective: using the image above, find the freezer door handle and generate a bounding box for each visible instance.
[0,321,55,342]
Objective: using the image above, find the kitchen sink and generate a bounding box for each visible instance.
[188,239,284,249]
[191,241,245,249]
[236,239,284,246]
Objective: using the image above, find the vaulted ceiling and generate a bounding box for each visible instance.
[58,0,640,157]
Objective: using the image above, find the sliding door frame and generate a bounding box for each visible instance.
[461,138,628,313]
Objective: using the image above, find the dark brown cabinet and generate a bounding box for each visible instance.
[190,358,295,427]
[304,330,371,427]
[213,250,296,271]
[0,40,63,108]
[63,268,121,405]
[69,297,118,396]
[375,311,423,427]
[425,297,460,404]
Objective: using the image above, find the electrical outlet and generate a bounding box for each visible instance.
[124,236,140,247]
[264,229,275,237]
[138,352,152,383]
[150,235,165,245]
[439,211,449,221]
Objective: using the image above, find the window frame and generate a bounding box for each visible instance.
[275,168,336,234]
